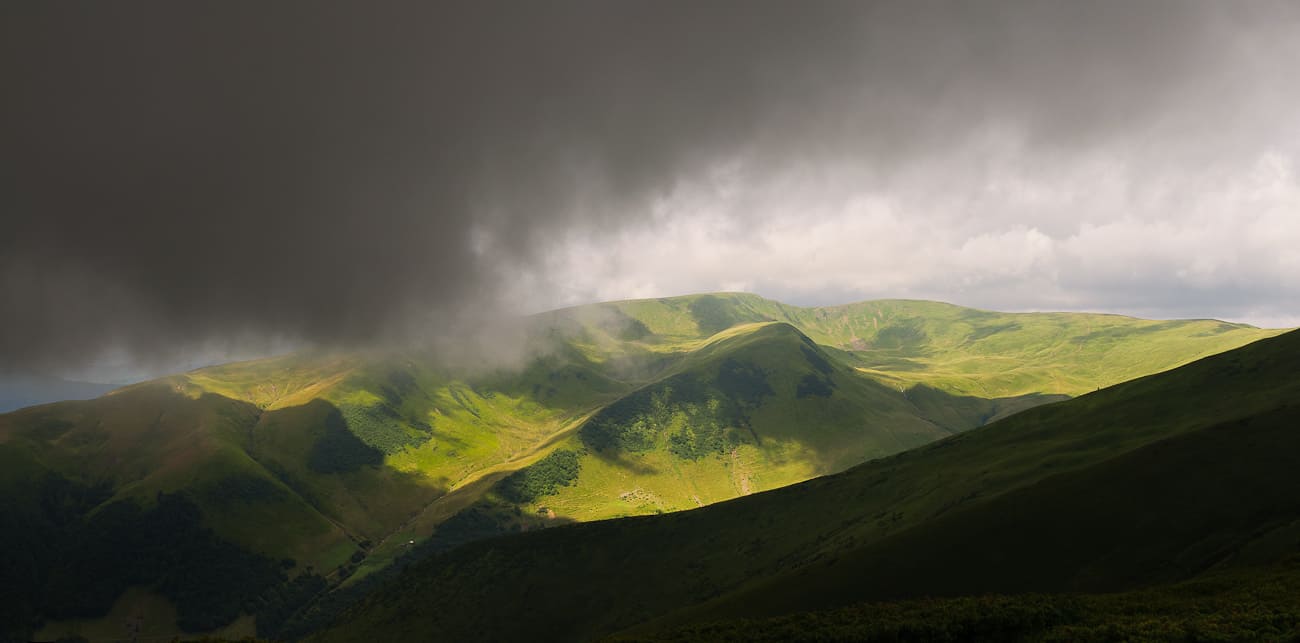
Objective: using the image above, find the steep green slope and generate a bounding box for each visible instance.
[0,348,623,641]
[0,293,1282,640]
[490,322,1048,525]
[0,389,297,637]
[626,562,1300,642]
[314,328,1300,643]
[556,293,1283,397]
[271,322,1058,638]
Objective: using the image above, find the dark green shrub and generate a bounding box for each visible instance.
[499,450,583,503]
[307,408,384,473]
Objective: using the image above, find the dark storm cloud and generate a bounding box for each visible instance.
[2,1,1295,368]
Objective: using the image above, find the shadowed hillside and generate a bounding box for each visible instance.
[0,293,1283,641]
[313,328,1300,643]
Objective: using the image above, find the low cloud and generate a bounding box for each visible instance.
[3,1,1298,376]
[545,150,1300,327]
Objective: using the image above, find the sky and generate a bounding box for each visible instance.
[3,1,1299,378]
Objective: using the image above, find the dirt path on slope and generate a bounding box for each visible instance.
[731,447,753,495]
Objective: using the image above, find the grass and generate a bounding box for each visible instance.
[572,293,1284,398]
[34,586,258,643]
[618,561,1300,642]
[310,328,1300,643]
[0,292,1285,640]
[529,322,994,523]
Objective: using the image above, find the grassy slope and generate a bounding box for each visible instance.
[274,321,1064,636]
[0,382,348,563]
[0,346,623,639]
[501,293,1275,533]
[0,292,1282,638]
[499,293,1274,529]
[623,561,1300,642]
[570,292,1283,398]
[509,322,1049,525]
[34,587,257,643]
[661,346,1300,626]
[192,349,625,571]
[3,294,1271,565]
[313,328,1300,643]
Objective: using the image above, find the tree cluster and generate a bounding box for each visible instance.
[0,476,286,639]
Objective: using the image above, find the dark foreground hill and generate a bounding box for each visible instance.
[621,563,1300,642]
[314,328,1300,642]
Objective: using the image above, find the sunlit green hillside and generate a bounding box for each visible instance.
[558,292,1282,397]
[0,293,1282,641]
[315,328,1300,643]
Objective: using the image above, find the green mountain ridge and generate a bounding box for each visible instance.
[314,327,1300,643]
[0,293,1283,641]
[562,293,1278,397]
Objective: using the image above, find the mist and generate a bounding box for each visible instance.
[4,1,1298,376]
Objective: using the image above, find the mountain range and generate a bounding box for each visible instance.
[0,293,1285,641]
[317,321,1300,642]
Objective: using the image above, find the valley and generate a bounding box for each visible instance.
[0,293,1284,641]
[317,324,1300,642]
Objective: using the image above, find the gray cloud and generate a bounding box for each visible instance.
[3,1,1298,372]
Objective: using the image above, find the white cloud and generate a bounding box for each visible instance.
[539,144,1300,328]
